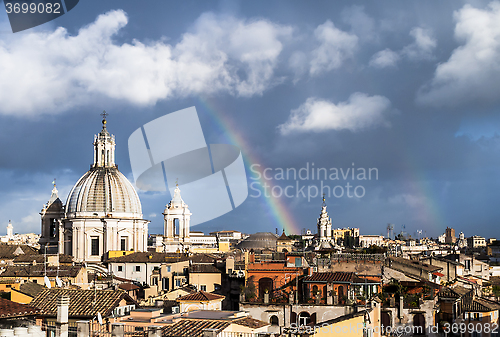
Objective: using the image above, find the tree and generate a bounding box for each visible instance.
[242,276,257,300]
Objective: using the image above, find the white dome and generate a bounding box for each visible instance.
[66,167,143,218]
[65,118,143,219]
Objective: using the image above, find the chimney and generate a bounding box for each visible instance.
[57,295,70,337]
[57,295,70,324]
[248,251,255,264]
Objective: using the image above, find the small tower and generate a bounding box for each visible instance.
[40,180,65,253]
[317,196,332,241]
[92,111,116,168]
[6,220,13,239]
[163,185,192,252]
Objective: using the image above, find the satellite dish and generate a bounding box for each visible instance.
[97,312,103,325]
[44,276,52,289]
[56,277,63,287]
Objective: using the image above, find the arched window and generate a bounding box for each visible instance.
[173,218,179,235]
[259,277,273,298]
[270,315,279,326]
[298,312,311,326]
[413,314,425,335]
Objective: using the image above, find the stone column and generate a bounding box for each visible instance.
[58,220,64,254]
[399,296,403,320]
[327,284,333,305]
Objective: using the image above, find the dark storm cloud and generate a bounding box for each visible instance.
[1,0,500,239]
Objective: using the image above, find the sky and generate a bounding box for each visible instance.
[1,0,500,239]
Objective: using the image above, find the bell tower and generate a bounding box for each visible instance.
[163,185,192,252]
[40,180,65,253]
[317,196,332,241]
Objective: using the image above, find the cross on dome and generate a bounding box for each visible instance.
[101,110,108,128]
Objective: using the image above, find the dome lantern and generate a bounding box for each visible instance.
[93,111,116,168]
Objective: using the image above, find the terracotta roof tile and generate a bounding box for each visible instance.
[0,298,41,318]
[277,232,291,241]
[118,283,140,291]
[177,291,225,302]
[190,254,221,264]
[189,264,221,274]
[233,317,269,329]
[30,288,136,318]
[161,319,230,337]
[107,252,188,263]
[0,244,38,259]
[463,297,500,312]
[13,254,73,264]
[304,272,355,283]
[0,265,84,278]
[17,281,46,297]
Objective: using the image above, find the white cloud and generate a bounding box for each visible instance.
[369,48,401,68]
[417,2,500,106]
[278,92,392,134]
[0,10,292,116]
[309,21,358,76]
[369,27,436,69]
[20,213,39,227]
[402,27,436,61]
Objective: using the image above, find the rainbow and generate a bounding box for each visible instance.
[197,96,301,235]
[401,154,447,237]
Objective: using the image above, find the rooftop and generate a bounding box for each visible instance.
[0,244,38,259]
[107,252,189,263]
[0,264,84,278]
[30,288,136,318]
[0,298,41,318]
[177,291,225,302]
[189,264,222,274]
[303,271,378,284]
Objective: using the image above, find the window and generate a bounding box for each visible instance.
[201,285,207,291]
[91,237,99,256]
[167,266,171,273]
[120,237,128,251]
[174,218,180,235]
[295,258,302,267]
[175,279,181,287]
[152,277,158,286]
[162,277,169,291]
[298,312,311,326]
[117,266,123,272]
[270,316,279,326]
[135,265,141,272]
[465,260,471,270]
[49,218,57,237]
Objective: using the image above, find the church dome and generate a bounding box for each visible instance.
[237,232,278,250]
[66,167,143,218]
[65,116,143,219]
